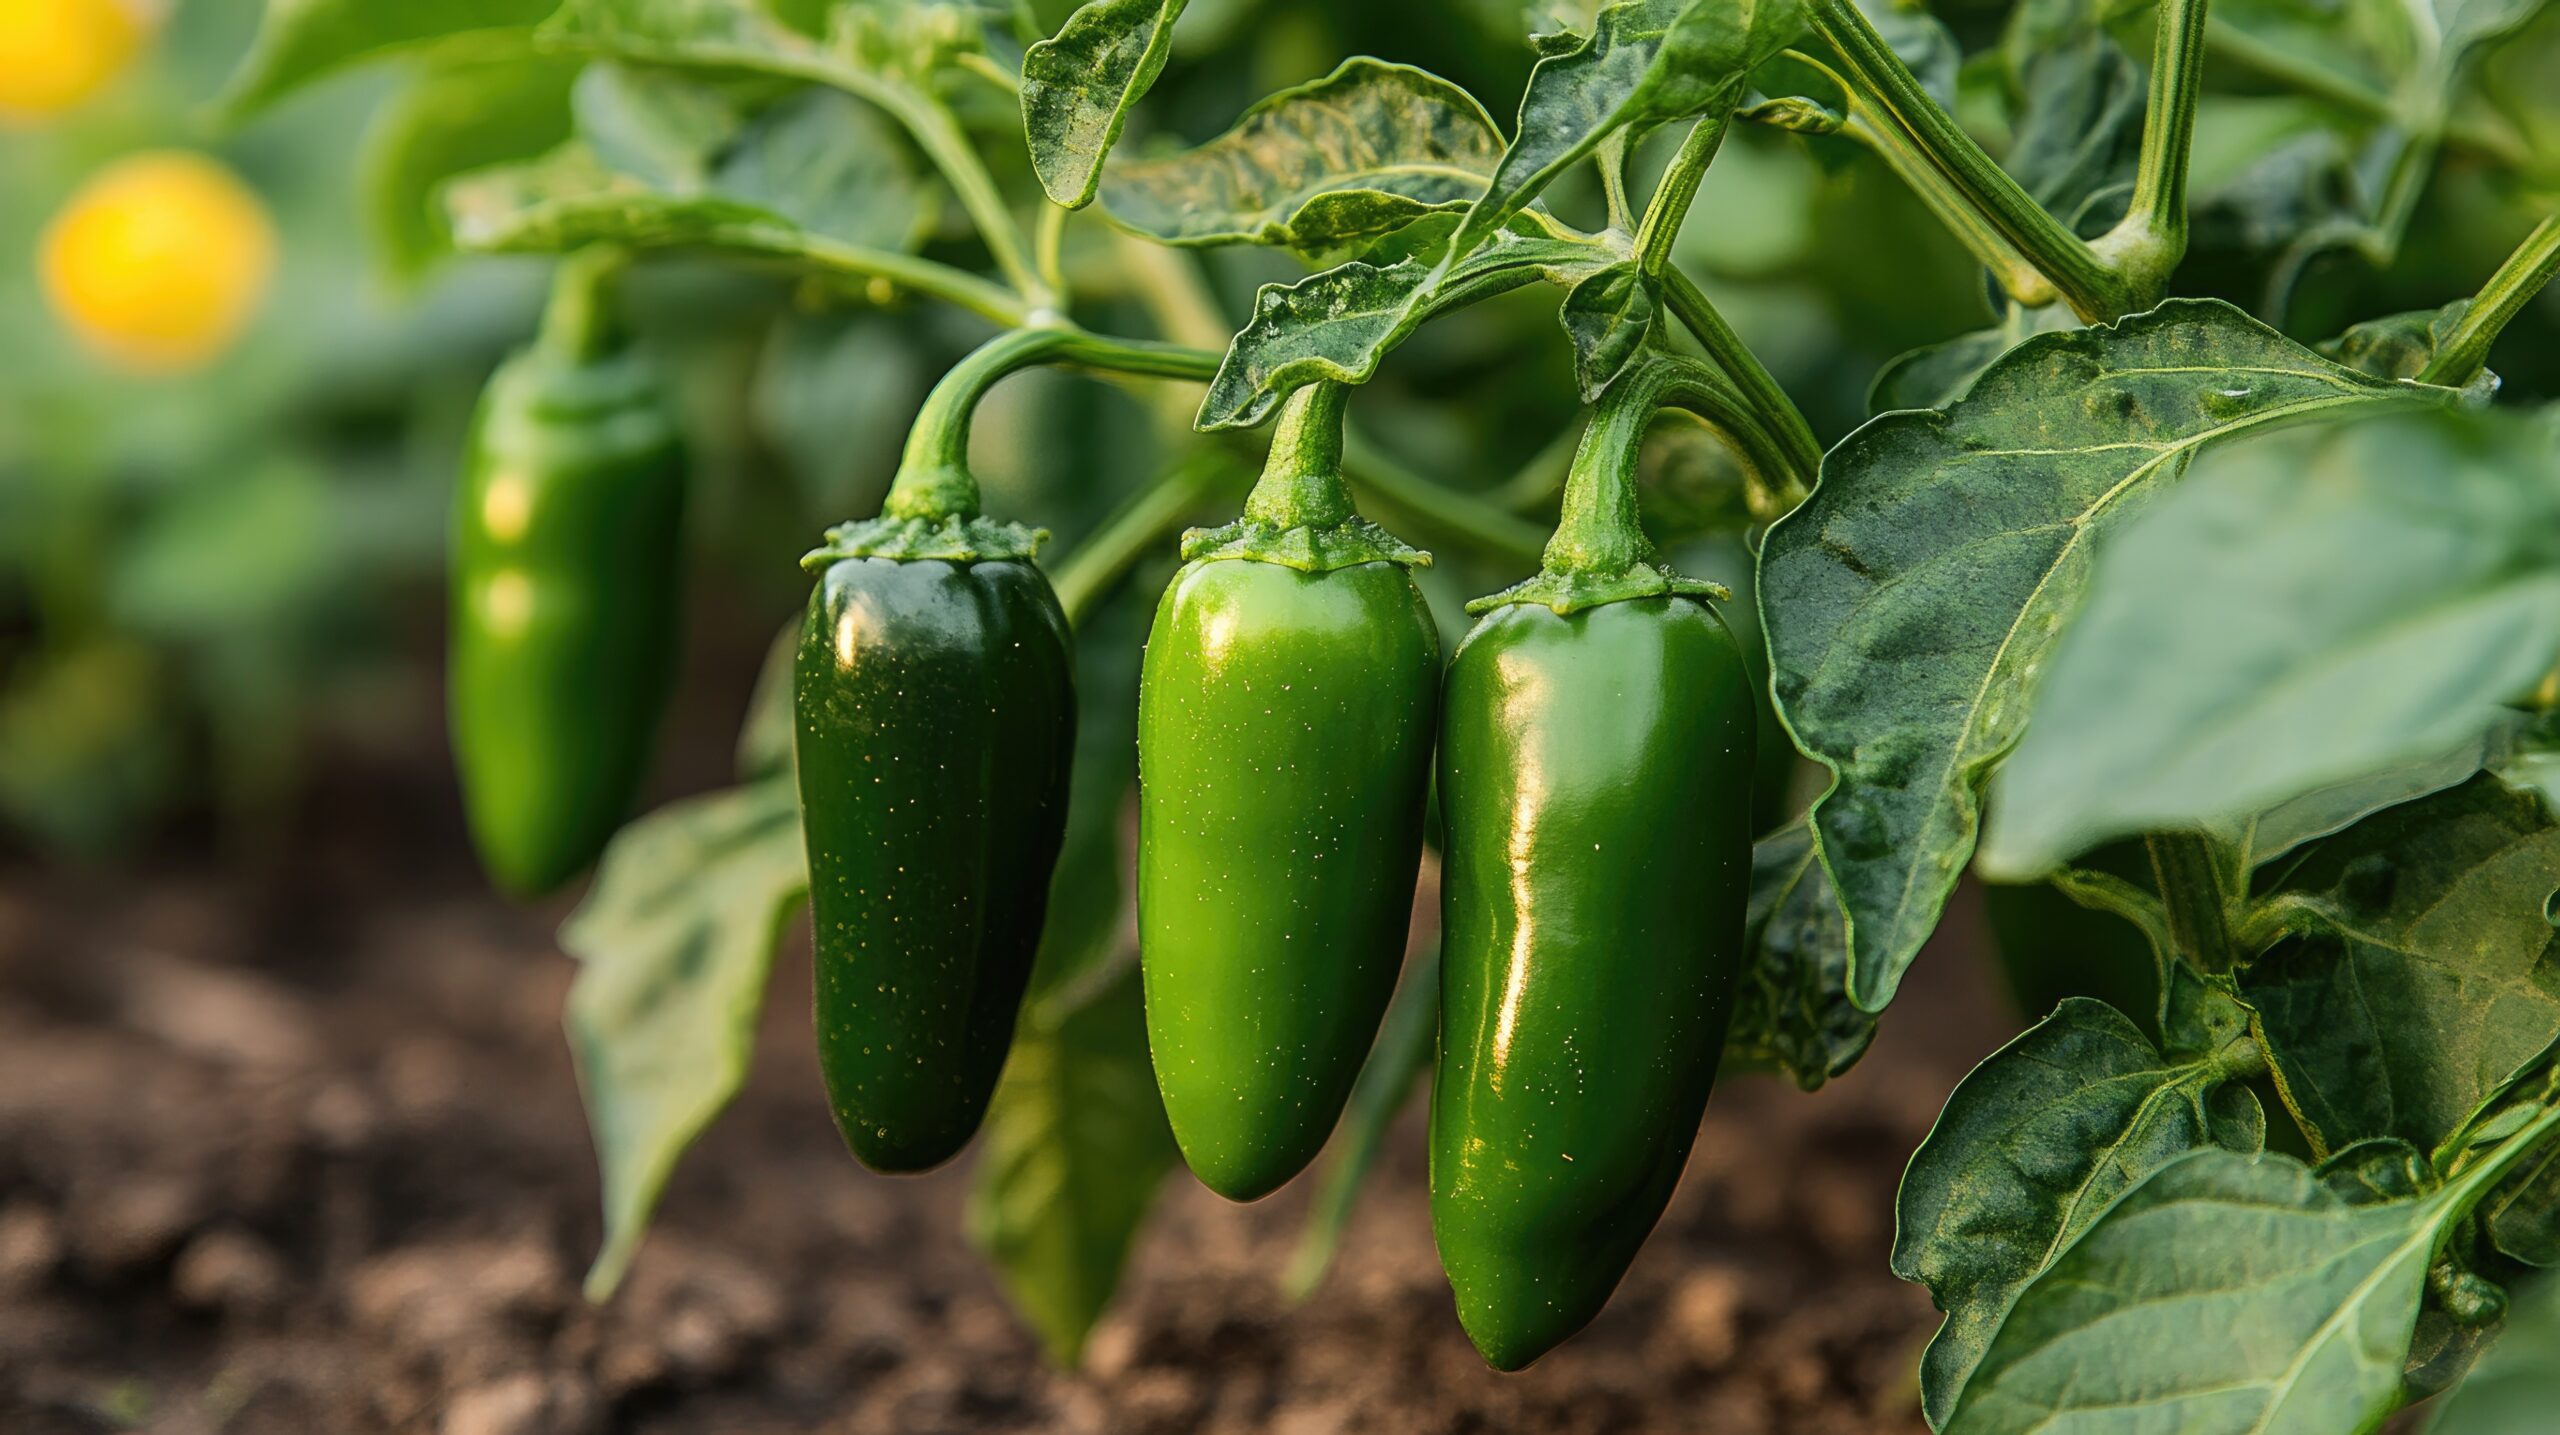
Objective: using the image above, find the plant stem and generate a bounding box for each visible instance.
[873,81,1056,310]
[1807,0,2131,320]
[1633,114,1727,278]
[1338,431,1550,567]
[795,233,1031,327]
[2145,831,2243,975]
[1488,422,1585,514]
[890,326,1221,519]
[1051,453,1237,626]
[1036,201,1071,302]
[1598,131,1638,235]
[1659,267,1821,501]
[539,247,632,362]
[1838,105,2060,308]
[2092,0,2210,300]
[2418,214,2560,388]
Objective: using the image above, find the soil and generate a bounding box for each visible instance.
[0,746,2021,1435]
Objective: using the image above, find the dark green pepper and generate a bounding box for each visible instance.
[451,252,685,897]
[1430,362,1757,1371]
[797,556,1074,1173]
[795,328,1092,1173]
[1138,384,1439,1202]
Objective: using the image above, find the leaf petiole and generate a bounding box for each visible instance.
[2417,214,2560,389]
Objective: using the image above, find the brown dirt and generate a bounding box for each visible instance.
[0,761,2019,1435]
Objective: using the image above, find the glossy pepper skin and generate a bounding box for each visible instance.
[795,555,1075,1173]
[449,325,685,897]
[1432,595,1754,1370]
[1138,556,1440,1201]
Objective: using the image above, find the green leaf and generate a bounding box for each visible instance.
[2496,712,2560,820]
[447,66,932,262]
[562,781,809,1300]
[2483,1137,2560,1267]
[220,0,556,118]
[967,970,1178,1365]
[1760,298,2450,1014]
[2427,1271,2560,1433]
[2243,715,2537,867]
[360,57,581,281]
[1981,409,2560,878]
[2000,2,2144,233]
[2244,776,2560,1154]
[1020,0,1190,208]
[1897,995,2265,1427]
[734,623,799,784]
[2323,300,2481,387]
[1284,953,1438,1300]
[1724,819,1874,1091]
[1449,0,1807,256]
[1558,261,1658,401]
[1944,1148,2456,1435]
[1195,224,1613,430]
[1096,58,1503,261]
[540,0,813,68]
[1866,303,2079,415]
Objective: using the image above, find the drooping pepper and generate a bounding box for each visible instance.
[795,326,1212,1173]
[1137,383,1440,1202]
[1431,359,1757,1370]
[796,328,1080,1174]
[450,249,686,897]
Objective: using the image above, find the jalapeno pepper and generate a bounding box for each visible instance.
[1138,383,1439,1201]
[1430,360,1756,1370]
[450,250,685,897]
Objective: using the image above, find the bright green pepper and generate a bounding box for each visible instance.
[793,328,1093,1174]
[450,252,684,897]
[1430,361,1757,1371]
[1138,384,1439,1202]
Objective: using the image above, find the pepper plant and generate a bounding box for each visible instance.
[224,0,2560,1420]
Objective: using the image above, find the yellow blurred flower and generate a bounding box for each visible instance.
[39,150,279,374]
[0,0,152,125]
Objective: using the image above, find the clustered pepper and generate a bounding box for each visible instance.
[450,250,686,898]
[1137,383,1441,1201]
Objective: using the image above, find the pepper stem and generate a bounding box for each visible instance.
[1467,357,1741,614]
[887,326,1078,523]
[539,247,632,363]
[885,325,1225,523]
[1545,364,1675,579]
[1242,383,1357,530]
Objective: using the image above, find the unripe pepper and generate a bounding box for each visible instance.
[451,250,685,897]
[796,326,1200,1173]
[1431,360,1756,1370]
[1138,383,1439,1201]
